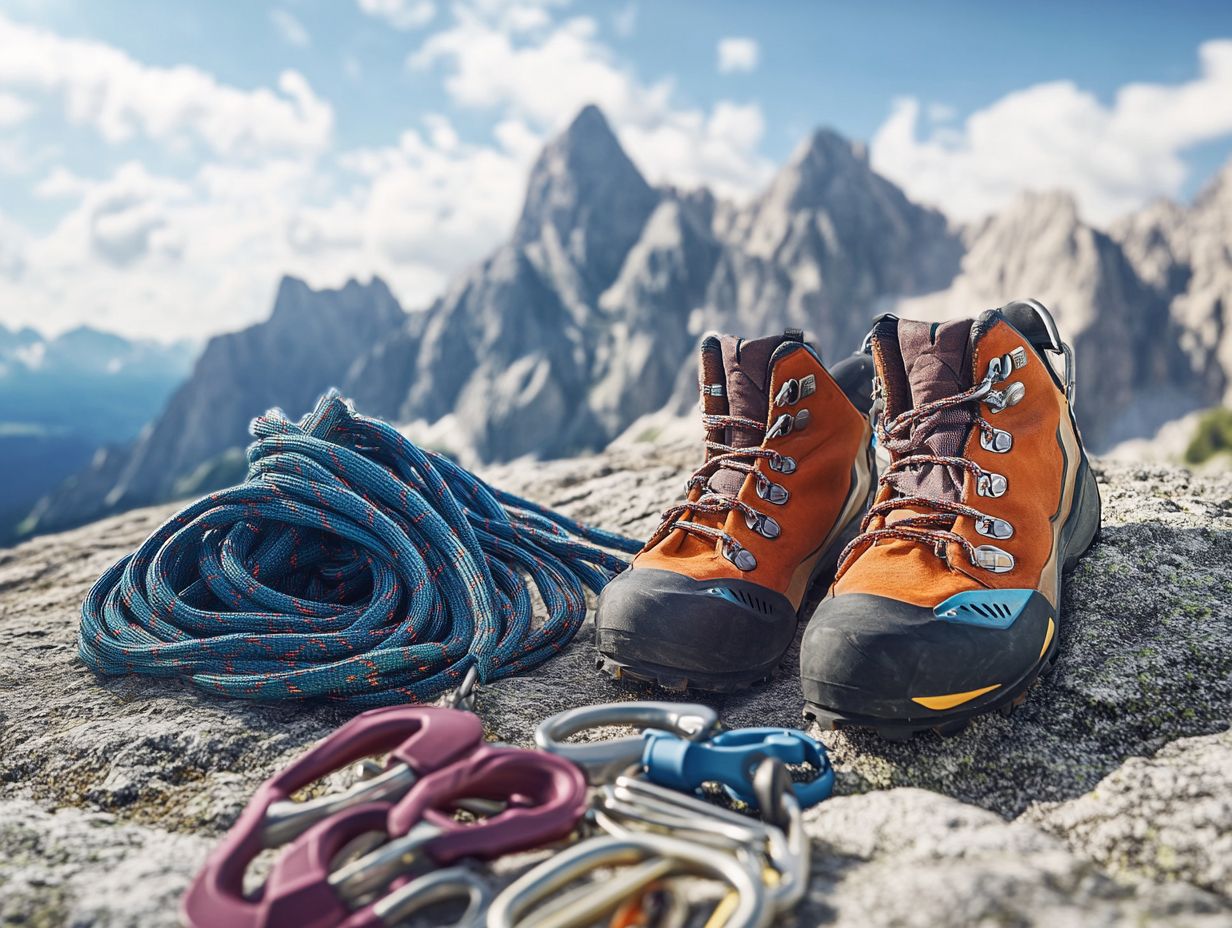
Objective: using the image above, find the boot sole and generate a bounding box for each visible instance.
[803,458,1102,739]
[597,469,873,694]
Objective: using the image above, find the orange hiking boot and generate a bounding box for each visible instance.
[800,300,1101,738]
[596,329,876,692]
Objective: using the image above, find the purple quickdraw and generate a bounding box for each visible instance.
[181,706,587,928]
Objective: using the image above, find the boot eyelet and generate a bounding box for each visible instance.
[973,544,1014,573]
[773,374,816,407]
[745,511,781,539]
[986,382,1026,413]
[722,538,757,571]
[766,413,795,439]
[774,379,800,406]
[980,428,1013,453]
[769,454,797,474]
[975,516,1014,540]
[755,476,790,505]
[976,470,1008,498]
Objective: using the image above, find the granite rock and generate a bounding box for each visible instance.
[0,444,1229,926]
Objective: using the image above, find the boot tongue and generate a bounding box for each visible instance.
[887,319,975,502]
[708,334,781,496]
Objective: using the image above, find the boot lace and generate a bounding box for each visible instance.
[656,413,790,568]
[835,366,1007,579]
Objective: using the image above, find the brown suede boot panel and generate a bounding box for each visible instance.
[708,334,783,495]
[890,319,975,501]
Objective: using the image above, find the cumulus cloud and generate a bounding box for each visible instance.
[410,8,772,198]
[0,12,332,159]
[0,1,777,342]
[0,91,32,128]
[0,108,538,340]
[717,37,759,74]
[270,9,311,48]
[357,0,436,30]
[871,39,1232,225]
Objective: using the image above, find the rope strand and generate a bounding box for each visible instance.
[78,392,640,705]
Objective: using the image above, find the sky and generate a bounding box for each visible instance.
[0,0,1230,342]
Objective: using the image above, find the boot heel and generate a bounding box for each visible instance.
[1062,459,1102,573]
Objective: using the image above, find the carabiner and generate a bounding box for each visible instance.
[366,865,489,928]
[184,706,483,928]
[596,769,808,916]
[262,705,484,847]
[323,745,589,908]
[640,726,834,808]
[487,833,771,928]
[535,701,720,784]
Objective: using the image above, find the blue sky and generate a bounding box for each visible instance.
[1,0,1230,341]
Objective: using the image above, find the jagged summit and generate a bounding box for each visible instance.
[28,104,1232,537]
[514,105,660,297]
[270,275,396,323]
[762,127,877,213]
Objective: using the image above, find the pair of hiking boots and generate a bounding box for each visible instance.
[596,300,1102,738]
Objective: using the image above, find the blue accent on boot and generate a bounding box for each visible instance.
[932,588,1035,629]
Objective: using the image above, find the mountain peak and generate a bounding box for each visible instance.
[799,127,868,166]
[994,189,1082,231]
[514,105,660,295]
[759,126,880,214]
[516,105,653,238]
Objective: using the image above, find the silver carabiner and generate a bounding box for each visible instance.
[486,832,771,928]
[597,769,810,917]
[263,762,418,848]
[370,865,490,927]
[534,701,721,784]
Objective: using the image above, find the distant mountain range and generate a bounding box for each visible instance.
[17,105,1232,540]
[0,326,194,542]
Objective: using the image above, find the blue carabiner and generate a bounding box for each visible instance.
[640,726,835,808]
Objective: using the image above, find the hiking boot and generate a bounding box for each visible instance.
[596,329,876,692]
[800,300,1102,738]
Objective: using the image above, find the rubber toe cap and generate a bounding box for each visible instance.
[595,567,798,677]
[800,591,1054,719]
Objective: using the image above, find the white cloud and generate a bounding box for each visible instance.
[410,8,772,198]
[357,0,436,30]
[0,107,541,341]
[0,13,332,159]
[717,37,759,74]
[270,9,311,48]
[0,1,776,342]
[0,91,32,127]
[871,39,1232,225]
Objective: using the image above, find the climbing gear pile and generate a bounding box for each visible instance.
[595,329,876,692]
[78,391,640,705]
[182,696,835,928]
[76,296,1106,925]
[800,300,1102,738]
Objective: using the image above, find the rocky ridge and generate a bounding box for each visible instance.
[1,443,1229,926]
[22,106,1232,542]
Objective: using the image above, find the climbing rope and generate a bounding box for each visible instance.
[79,392,641,705]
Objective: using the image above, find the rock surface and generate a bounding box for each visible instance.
[1,443,1230,926]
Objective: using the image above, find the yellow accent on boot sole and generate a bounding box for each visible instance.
[1039,616,1055,659]
[911,683,1001,711]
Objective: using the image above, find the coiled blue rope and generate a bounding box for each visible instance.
[79,392,641,705]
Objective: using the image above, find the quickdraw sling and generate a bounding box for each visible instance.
[79,392,640,705]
